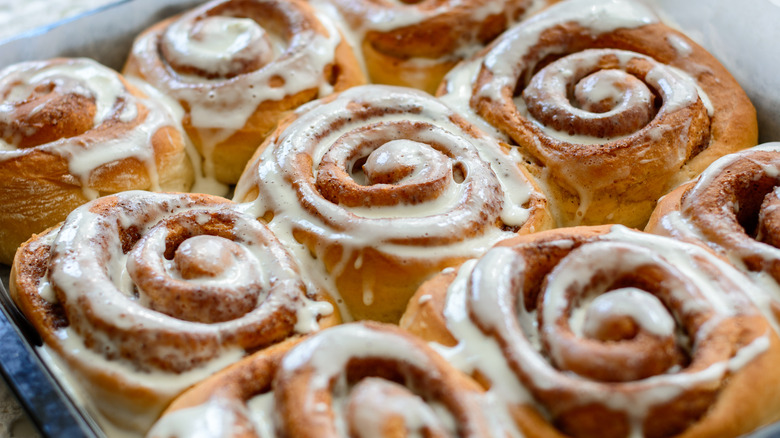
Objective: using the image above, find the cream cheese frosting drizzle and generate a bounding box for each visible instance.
[431,225,773,438]
[273,323,502,437]
[14,191,333,434]
[235,85,539,254]
[126,0,344,180]
[439,0,718,227]
[655,143,780,328]
[234,85,549,319]
[0,58,181,198]
[48,191,327,371]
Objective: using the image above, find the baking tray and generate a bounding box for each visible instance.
[0,272,99,438]
[1,0,780,436]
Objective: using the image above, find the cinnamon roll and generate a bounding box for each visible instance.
[9,191,337,433]
[311,0,555,94]
[0,58,194,264]
[124,0,365,184]
[647,142,780,324]
[401,225,780,438]
[234,84,553,323]
[149,322,508,438]
[439,0,757,228]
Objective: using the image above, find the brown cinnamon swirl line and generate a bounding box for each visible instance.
[149,322,512,438]
[438,0,757,229]
[233,84,553,323]
[647,142,780,324]
[123,0,365,185]
[9,191,338,434]
[401,225,780,438]
[0,57,194,264]
[310,0,556,94]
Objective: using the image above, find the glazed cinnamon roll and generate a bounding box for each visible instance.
[0,58,194,264]
[124,0,365,184]
[234,84,553,323]
[9,191,337,434]
[311,0,555,94]
[647,143,780,323]
[401,226,780,438]
[439,0,757,228]
[149,322,508,438]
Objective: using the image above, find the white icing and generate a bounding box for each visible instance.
[127,1,343,180]
[233,85,543,309]
[246,392,276,438]
[432,254,533,405]
[162,16,275,79]
[568,287,677,339]
[438,0,714,228]
[277,324,489,436]
[476,0,657,101]
[36,278,57,304]
[440,0,712,151]
[657,142,780,333]
[688,142,780,202]
[0,58,185,197]
[434,225,772,436]
[282,324,432,377]
[347,378,456,437]
[25,191,334,433]
[511,49,702,143]
[126,76,229,197]
[147,399,243,438]
[440,58,509,142]
[666,33,693,57]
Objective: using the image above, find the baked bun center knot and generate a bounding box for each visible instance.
[162,15,275,79]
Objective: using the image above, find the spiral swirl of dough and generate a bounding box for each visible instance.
[0,57,193,263]
[234,84,552,322]
[10,191,335,432]
[124,0,365,184]
[439,0,757,228]
[402,225,780,438]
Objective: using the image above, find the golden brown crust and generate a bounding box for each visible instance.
[399,269,460,347]
[441,7,757,229]
[644,182,690,237]
[0,58,193,264]
[402,225,780,438]
[10,191,339,433]
[273,322,493,438]
[234,85,554,323]
[123,0,366,184]
[646,145,780,325]
[323,0,557,93]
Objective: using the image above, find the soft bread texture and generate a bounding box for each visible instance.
[234,85,553,323]
[646,143,780,321]
[437,0,757,229]
[0,58,193,264]
[314,0,558,94]
[149,322,503,438]
[124,0,365,184]
[402,225,780,438]
[10,191,338,434]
